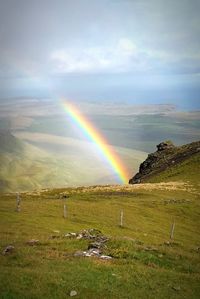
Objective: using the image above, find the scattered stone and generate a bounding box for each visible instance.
[65,228,108,242]
[2,245,14,255]
[88,242,103,250]
[70,290,77,297]
[76,234,83,240]
[158,254,163,258]
[74,248,101,257]
[163,198,190,205]
[70,229,110,260]
[85,248,101,257]
[172,286,181,291]
[100,255,112,260]
[26,239,39,246]
[74,251,86,257]
[64,233,77,238]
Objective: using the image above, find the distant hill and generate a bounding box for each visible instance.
[0,130,24,154]
[129,140,200,185]
[0,131,109,192]
[0,131,146,192]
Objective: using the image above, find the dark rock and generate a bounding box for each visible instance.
[86,248,101,256]
[88,242,103,250]
[61,194,69,199]
[156,140,175,152]
[2,245,14,255]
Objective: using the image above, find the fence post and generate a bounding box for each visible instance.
[170,220,175,240]
[63,204,67,218]
[120,210,123,227]
[16,192,21,212]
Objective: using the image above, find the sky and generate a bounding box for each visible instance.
[0,0,200,109]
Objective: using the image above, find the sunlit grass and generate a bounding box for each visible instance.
[0,181,200,298]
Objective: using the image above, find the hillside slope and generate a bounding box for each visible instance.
[0,131,147,192]
[129,140,200,185]
[1,181,200,298]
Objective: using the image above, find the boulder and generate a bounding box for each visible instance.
[2,245,14,255]
[70,290,77,297]
[156,140,175,151]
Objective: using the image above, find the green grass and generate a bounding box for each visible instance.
[0,182,200,298]
[148,152,200,189]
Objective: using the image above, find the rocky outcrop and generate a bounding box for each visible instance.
[156,140,175,152]
[129,140,200,184]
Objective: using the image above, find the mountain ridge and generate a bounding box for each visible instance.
[129,140,200,184]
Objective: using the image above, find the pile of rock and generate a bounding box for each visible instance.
[65,228,112,260]
[65,228,109,242]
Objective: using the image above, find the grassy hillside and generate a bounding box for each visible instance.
[129,140,200,185]
[0,132,147,192]
[0,180,200,298]
[1,134,200,298]
[148,151,200,188]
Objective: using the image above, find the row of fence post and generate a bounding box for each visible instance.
[15,193,176,240]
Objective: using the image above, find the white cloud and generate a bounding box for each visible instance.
[50,38,141,74]
[50,37,200,75]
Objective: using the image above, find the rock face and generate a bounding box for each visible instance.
[129,140,200,184]
[156,140,175,152]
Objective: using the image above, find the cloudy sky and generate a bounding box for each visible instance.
[0,0,200,108]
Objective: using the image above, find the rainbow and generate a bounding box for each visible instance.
[62,100,128,183]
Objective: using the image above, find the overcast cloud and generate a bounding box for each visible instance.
[0,0,200,102]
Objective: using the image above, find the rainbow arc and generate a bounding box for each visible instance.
[62,101,128,183]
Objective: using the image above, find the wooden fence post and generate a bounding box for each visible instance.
[63,204,67,218]
[170,220,175,240]
[16,192,21,212]
[120,210,123,227]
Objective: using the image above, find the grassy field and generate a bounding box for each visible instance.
[0,180,200,298]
